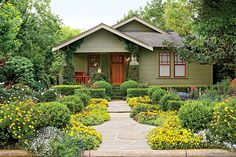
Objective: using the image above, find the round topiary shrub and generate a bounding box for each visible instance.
[178,100,213,132]
[211,98,236,144]
[36,102,71,128]
[120,80,139,96]
[93,81,112,97]
[75,92,91,106]
[40,89,58,102]
[151,88,167,104]
[60,95,84,113]
[159,92,181,111]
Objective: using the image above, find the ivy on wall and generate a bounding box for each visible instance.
[63,39,83,84]
[125,40,138,57]
[124,40,139,81]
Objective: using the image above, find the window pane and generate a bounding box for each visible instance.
[160,65,170,76]
[175,65,185,77]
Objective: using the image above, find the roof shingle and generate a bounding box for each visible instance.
[123,32,182,47]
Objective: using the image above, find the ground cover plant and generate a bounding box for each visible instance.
[127,81,236,150]
[0,84,111,156]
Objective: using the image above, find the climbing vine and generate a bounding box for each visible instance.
[124,40,139,81]
[63,39,83,84]
[124,40,138,57]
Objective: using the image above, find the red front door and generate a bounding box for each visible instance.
[111,54,124,85]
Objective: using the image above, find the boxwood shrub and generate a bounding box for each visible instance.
[93,81,112,97]
[74,92,91,106]
[51,85,81,96]
[75,88,106,99]
[151,88,167,104]
[36,102,71,128]
[59,95,84,113]
[127,88,148,98]
[159,92,181,111]
[120,80,139,96]
[178,100,213,132]
[89,88,106,99]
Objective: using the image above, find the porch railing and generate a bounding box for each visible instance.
[74,76,91,84]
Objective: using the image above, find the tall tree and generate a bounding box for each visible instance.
[56,26,81,44]
[0,2,21,58]
[120,0,193,35]
[0,0,62,89]
[164,0,193,36]
[177,0,236,82]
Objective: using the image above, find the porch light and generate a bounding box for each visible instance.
[97,67,102,73]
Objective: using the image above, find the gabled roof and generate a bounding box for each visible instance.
[124,32,182,47]
[52,23,153,52]
[113,16,167,34]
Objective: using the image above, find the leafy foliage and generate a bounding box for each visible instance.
[151,88,167,104]
[0,56,34,88]
[177,0,236,80]
[35,102,71,128]
[178,100,213,132]
[127,88,148,98]
[0,0,62,88]
[159,92,181,111]
[211,98,236,144]
[0,2,21,57]
[120,80,139,96]
[120,0,194,36]
[92,81,112,97]
[59,95,84,113]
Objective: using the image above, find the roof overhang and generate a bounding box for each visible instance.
[52,23,153,52]
[113,16,167,34]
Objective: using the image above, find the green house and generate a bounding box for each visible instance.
[53,16,213,86]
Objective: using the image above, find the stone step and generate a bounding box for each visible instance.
[83,149,236,157]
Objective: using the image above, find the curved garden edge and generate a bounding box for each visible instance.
[84,149,236,157]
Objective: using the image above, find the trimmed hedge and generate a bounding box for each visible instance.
[51,85,81,96]
[75,88,106,99]
[159,92,181,111]
[120,80,139,96]
[149,85,207,92]
[89,88,106,99]
[127,88,148,98]
[93,81,112,97]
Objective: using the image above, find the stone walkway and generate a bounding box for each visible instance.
[93,100,155,151]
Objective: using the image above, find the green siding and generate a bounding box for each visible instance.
[117,21,155,32]
[76,29,129,53]
[139,48,213,85]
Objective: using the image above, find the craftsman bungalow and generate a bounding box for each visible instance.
[53,16,213,85]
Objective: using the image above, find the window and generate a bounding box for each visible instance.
[88,55,100,76]
[174,54,186,77]
[159,52,170,77]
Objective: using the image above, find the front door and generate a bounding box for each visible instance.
[111,54,124,85]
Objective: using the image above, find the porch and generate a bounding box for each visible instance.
[73,53,129,85]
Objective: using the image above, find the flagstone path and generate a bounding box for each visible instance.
[92,100,155,151]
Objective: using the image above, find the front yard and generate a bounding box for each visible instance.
[0,79,236,156]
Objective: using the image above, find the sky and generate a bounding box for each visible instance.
[50,0,151,30]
